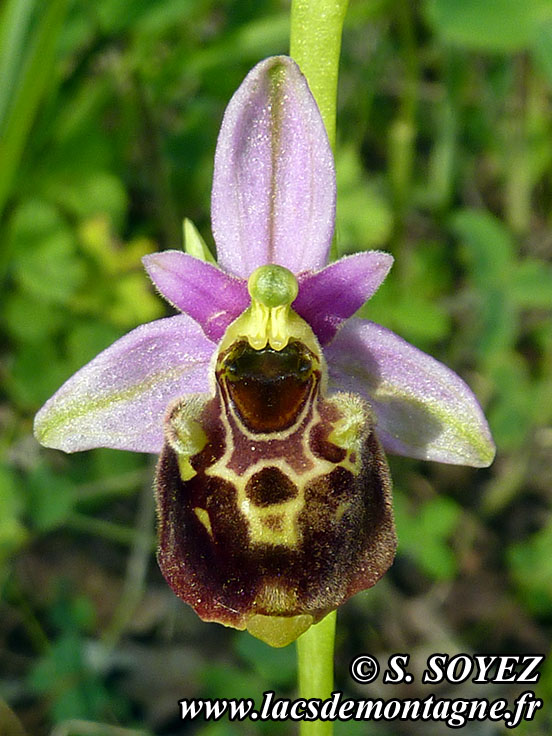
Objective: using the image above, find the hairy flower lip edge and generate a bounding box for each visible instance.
[211,55,336,278]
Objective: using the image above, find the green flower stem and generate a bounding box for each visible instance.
[290,0,349,151]
[290,4,347,734]
[296,612,336,736]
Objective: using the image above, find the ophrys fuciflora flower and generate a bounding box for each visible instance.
[35,57,495,647]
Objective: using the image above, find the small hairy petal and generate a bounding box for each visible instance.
[294,251,394,345]
[34,315,215,453]
[143,251,249,341]
[326,319,496,467]
[212,56,335,278]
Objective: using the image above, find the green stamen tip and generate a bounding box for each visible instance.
[248,265,299,308]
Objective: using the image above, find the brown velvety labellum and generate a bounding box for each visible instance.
[154,335,396,646]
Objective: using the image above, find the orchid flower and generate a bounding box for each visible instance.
[34,56,495,648]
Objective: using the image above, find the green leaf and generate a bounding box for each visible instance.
[29,631,116,723]
[477,287,518,361]
[201,664,262,701]
[65,321,122,374]
[15,235,85,305]
[487,357,534,451]
[108,272,165,327]
[531,15,552,85]
[409,239,453,296]
[395,492,461,581]
[11,199,85,305]
[94,0,156,33]
[363,237,453,348]
[235,633,296,688]
[185,13,290,77]
[0,699,28,736]
[50,594,96,632]
[49,171,128,230]
[425,0,552,52]
[0,0,35,128]
[363,279,451,346]
[508,522,552,615]
[386,294,451,342]
[452,209,515,288]
[3,293,64,343]
[26,465,77,531]
[335,146,393,253]
[90,448,144,481]
[510,259,552,308]
[183,217,216,263]
[0,0,69,220]
[0,465,27,562]
[452,210,520,361]
[198,724,242,736]
[132,0,199,38]
[8,340,69,408]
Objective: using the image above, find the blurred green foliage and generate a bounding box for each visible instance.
[1,0,551,734]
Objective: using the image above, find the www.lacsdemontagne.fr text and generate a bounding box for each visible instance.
[179,689,542,728]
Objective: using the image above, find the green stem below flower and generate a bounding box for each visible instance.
[289,0,349,151]
[296,611,336,736]
[290,3,347,735]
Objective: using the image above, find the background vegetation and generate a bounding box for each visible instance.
[1,0,551,734]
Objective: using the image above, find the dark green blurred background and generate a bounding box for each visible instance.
[1,0,551,734]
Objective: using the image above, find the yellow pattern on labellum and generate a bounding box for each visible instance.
[155,264,396,647]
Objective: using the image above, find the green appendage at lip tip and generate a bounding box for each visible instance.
[247,613,314,648]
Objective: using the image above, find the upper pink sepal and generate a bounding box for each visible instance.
[211,56,336,278]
